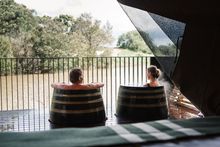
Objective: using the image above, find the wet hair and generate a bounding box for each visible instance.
[147,65,161,79]
[69,68,83,84]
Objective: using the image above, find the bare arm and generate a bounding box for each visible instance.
[87,82,104,89]
[51,82,104,90]
[51,82,66,88]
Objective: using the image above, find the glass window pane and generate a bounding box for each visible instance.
[119,4,186,77]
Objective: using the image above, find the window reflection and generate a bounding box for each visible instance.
[119,4,186,76]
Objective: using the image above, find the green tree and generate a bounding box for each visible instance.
[71,13,114,57]
[0,35,14,75]
[30,16,71,72]
[0,35,13,57]
[0,1,114,60]
[156,44,176,56]
[10,31,35,58]
[138,31,176,56]
[117,30,151,54]
[54,14,75,34]
[0,0,36,37]
[0,0,37,62]
[32,16,70,58]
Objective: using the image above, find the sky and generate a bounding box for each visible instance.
[15,0,136,42]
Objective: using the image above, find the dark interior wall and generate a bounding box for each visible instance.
[151,25,220,116]
[173,24,220,115]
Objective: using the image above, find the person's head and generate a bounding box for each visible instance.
[69,68,83,84]
[147,65,161,80]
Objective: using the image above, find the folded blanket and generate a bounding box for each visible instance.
[1,117,220,147]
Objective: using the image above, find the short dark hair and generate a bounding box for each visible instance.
[147,65,161,79]
[69,68,82,83]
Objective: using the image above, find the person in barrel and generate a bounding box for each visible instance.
[144,65,161,87]
[51,67,104,90]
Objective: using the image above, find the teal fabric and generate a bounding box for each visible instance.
[1,117,220,147]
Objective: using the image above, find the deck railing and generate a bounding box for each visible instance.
[0,56,150,132]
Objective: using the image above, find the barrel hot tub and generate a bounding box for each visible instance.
[116,84,168,123]
[49,88,106,128]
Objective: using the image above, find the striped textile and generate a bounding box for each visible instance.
[1,117,220,147]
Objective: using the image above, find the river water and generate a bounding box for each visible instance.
[0,65,147,113]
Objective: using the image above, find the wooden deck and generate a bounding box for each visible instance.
[0,88,202,132]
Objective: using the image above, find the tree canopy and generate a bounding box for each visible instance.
[0,0,36,37]
[0,36,13,58]
[117,30,176,56]
[117,30,151,54]
[0,0,114,58]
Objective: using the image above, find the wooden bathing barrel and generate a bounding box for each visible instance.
[49,88,106,128]
[116,85,168,123]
